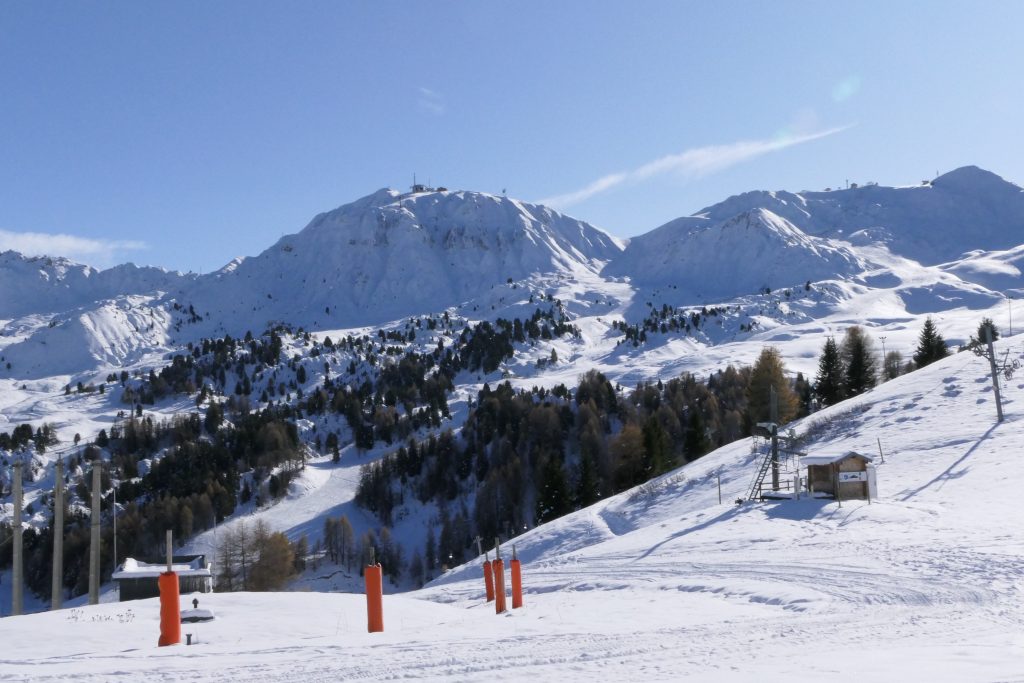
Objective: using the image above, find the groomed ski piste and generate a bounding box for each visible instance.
[2,337,1022,682]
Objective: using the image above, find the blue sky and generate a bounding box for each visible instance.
[1,1,1021,272]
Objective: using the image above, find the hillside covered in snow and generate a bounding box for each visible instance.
[1,166,1023,681]
[1,335,1022,681]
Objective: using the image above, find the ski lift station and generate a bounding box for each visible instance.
[801,452,877,501]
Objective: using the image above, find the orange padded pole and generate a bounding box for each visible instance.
[511,559,523,609]
[157,572,181,646]
[493,558,506,614]
[365,563,384,633]
[484,556,495,602]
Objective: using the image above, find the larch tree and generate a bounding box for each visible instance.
[883,350,904,381]
[746,347,799,428]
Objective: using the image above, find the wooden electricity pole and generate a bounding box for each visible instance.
[770,386,780,491]
[985,326,1004,423]
[89,464,101,605]
[12,462,24,616]
[52,458,64,610]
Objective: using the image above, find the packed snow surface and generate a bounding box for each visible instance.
[2,341,1023,681]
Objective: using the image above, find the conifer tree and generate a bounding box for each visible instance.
[641,416,669,476]
[683,408,711,461]
[814,337,845,406]
[535,454,570,524]
[913,317,949,368]
[575,449,600,508]
[968,317,999,349]
[424,526,437,572]
[841,326,877,397]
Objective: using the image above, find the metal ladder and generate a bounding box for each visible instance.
[744,447,774,502]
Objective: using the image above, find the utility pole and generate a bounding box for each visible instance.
[770,386,780,491]
[112,481,117,577]
[985,326,1004,423]
[52,458,64,610]
[12,462,24,616]
[89,463,101,605]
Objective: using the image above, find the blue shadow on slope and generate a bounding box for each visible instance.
[760,497,838,521]
[634,506,747,561]
[898,421,1002,501]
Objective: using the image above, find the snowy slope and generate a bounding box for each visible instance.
[182,188,624,332]
[0,251,188,319]
[940,244,1024,296]
[2,337,1023,681]
[627,165,1024,266]
[0,296,173,379]
[603,207,869,298]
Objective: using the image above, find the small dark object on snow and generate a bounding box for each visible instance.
[192,598,199,609]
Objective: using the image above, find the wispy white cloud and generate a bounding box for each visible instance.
[417,87,445,116]
[538,126,852,209]
[0,229,147,268]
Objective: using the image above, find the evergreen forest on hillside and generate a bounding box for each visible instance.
[0,309,967,598]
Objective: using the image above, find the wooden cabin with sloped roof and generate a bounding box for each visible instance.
[801,452,875,500]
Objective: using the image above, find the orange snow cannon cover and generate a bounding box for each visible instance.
[511,558,523,609]
[365,563,384,633]
[493,559,506,614]
[157,572,181,646]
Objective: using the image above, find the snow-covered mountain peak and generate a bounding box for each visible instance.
[184,187,624,331]
[295,187,623,262]
[604,206,866,300]
[605,165,1024,286]
[0,250,189,319]
[930,165,1021,195]
[717,207,806,240]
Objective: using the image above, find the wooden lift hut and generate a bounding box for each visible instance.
[802,452,876,500]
